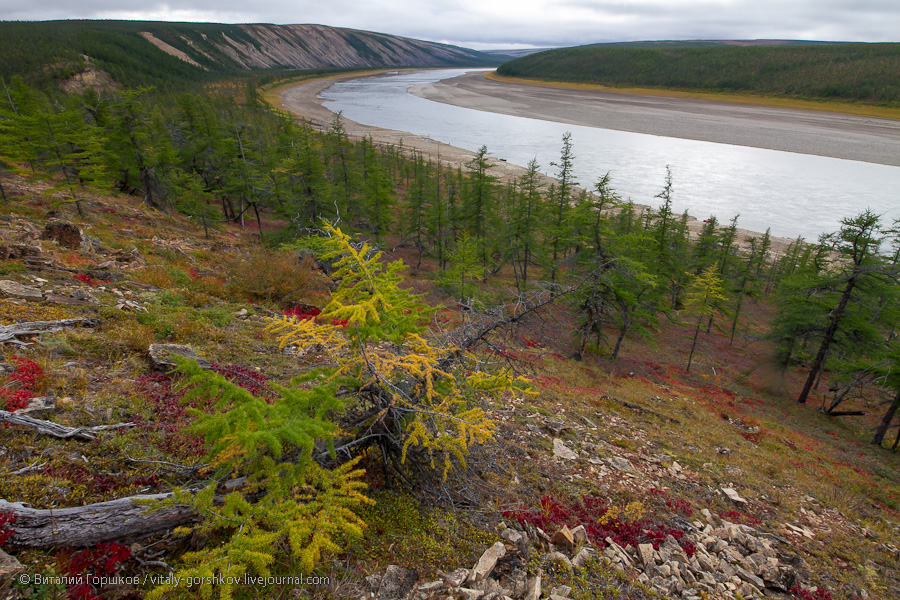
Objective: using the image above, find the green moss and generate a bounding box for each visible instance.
[356,490,495,576]
[0,261,28,275]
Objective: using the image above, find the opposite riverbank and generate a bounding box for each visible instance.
[275,71,814,255]
[410,72,900,167]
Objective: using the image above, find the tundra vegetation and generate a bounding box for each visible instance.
[0,56,898,600]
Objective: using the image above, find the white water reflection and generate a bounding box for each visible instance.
[321,69,900,240]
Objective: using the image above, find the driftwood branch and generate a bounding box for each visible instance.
[0,494,197,549]
[0,410,135,441]
[0,317,100,344]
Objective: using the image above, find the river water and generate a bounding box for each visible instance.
[320,69,900,241]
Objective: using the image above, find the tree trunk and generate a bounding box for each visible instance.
[686,316,702,372]
[611,312,629,360]
[798,275,857,404]
[873,391,900,446]
[0,495,197,549]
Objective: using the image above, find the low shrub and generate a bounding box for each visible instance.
[0,355,45,411]
[504,495,696,556]
[226,248,328,305]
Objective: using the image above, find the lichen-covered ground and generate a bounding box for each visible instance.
[0,176,897,600]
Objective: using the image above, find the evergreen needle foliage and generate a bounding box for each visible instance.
[148,357,370,600]
[268,223,529,480]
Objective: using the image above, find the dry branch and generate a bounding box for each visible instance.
[0,494,197,549]
[0,410,134,441]
[0,317,100,345]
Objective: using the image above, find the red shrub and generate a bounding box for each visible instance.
[0,512,15,547]
[790,586,832,600]
[0,355,44,411]
[211,362,274,399]
[718,510,762,526]
[131,373,205,458]
[283,306,347,327]
[666,499,694,516]
[73,273,110,287]
[503,495,696,556]
[60,542,131,600]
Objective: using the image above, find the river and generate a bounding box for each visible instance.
[320,69,900,241]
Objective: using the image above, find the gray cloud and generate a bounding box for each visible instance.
[0,0,897,49]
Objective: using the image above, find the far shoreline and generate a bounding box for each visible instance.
[485,72,900,121]
[274,71,810,258]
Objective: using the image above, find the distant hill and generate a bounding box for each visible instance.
[481,48,555,59]
[553,39,847,49]
[496,41,900,105]
[0,20,503,91]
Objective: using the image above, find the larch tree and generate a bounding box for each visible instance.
[683,265,728,372]
[796,210,900,404]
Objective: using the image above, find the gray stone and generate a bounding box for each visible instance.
[552,438,578,460]
[0,280,42,301]
[605,456,634,471]
[550,525,574,550]
[148,343,211,372]
[500,528,524,545]
[13,395,55,417]
[523,572,541,600]
[476,578,505,596]
[469,542,506,583]
[637,543,656,567]
[457,588,484,600]
[571,547,597,569]
[0,548,25,591]
[41,222,89,250]
[546,551,573,571]
[365,574,383,592]
[721,487,748,504]
[417,580,444,593]
[570,524,589,546]
[550,585,572,597]
[439,568,470,588]
[376,565,418,600]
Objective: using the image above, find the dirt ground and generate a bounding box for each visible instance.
[276,72,816,256]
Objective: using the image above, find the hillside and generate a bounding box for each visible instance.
[496,43,900,105]
[0,49,899,600]
[0,20,502,90]
[0,149,899,600]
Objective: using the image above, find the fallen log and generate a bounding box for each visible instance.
[0,317,100,345]
[0,494,197,549]
[0,410,134,441]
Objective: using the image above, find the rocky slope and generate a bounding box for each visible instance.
[206,24,500,69]
[0,20,501,89]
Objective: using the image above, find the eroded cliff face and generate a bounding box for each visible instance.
[141,24,498,70]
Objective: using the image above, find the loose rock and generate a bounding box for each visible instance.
[552,438,578,460]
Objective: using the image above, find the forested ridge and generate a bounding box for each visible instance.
[0,20,501,92]
[0,59,899,600]
[497,43,900,105]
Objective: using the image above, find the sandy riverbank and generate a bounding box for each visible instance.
[276,71,810,255]
[411,72,900,168]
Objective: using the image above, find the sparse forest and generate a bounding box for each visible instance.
[497,43,900,105]
[0,58,899,600]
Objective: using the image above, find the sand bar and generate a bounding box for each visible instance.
[278,71,874,254]
[411,72,900,167]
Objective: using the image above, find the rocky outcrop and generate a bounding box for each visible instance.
[357,510,818,600]
[137,24,501,72]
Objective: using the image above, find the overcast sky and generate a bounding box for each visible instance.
[1,1,897,50]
